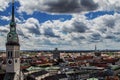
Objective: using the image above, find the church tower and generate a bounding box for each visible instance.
[4,0,23,80]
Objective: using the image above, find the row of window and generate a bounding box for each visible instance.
[7,51,20,58]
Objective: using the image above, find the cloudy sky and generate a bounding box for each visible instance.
[0,0,120,50]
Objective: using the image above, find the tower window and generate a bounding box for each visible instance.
[15,51,20,58]
[7,52,10,58]
[10,51,13,58]
[15,59,17,63]
[7,51,13,58]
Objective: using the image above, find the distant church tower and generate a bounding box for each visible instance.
[95,45,97,52]
[4,0,23,80]
[53,48,60,60]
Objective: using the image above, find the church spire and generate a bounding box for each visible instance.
[12,0,15,22]
[10,0,16,31]
[4,1,23,80]
[95,45,97,51]
[6,0,19,45]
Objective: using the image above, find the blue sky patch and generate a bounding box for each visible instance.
[85,11,115,20]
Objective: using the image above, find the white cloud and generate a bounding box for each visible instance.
[1,13,120,50]
[0,0,10,11]
[0,25,9,50]
[2,0,120,50]
[0,16,10,21]
[97,0,120,11]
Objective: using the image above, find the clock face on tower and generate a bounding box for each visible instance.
[8,34,12,38]
[8,59,12,65]
[7,31,19,43]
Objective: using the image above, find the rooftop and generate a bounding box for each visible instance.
[44,74,67,80]
[29,70,48,77]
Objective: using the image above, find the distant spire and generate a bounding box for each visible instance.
[95,45,97,52]
[12,0,15,22]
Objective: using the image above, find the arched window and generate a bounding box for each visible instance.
[15,51,20,58]
[10,51,13,58]
[7,51,13,58]
[15,59,17,63]
[7,51,10,58]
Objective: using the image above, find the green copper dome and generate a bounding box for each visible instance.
[7,31,19,43]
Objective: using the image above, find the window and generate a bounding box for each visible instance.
[7,52,10,58]
[7,51,13,58]
[15,59,17,63]
[15,51,20,58]
[10,51,13,58]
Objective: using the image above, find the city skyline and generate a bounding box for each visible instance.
[0,0,120,50]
